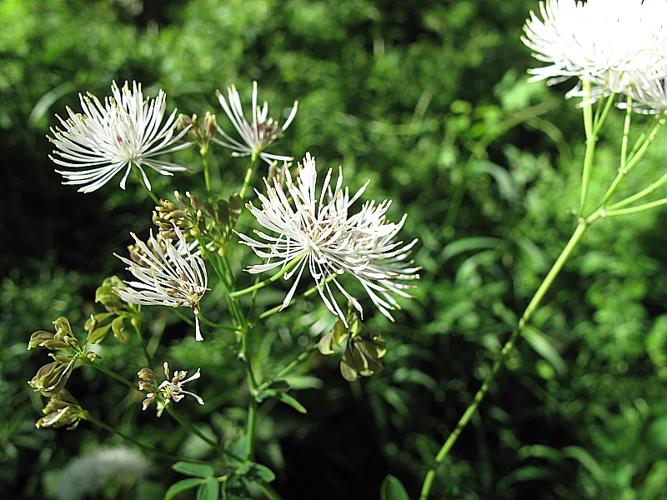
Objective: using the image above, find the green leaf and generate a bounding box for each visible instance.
[523,326,567,376]
[380,475,410,500]
[197,478,219,500]
[172,461,215,478]
[278,392,307,414]
[441,237,502,261]
[252,463,276,483]
[165,478,205,500]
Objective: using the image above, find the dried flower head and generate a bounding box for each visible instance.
[48,81,190,193]
[115,226,208,341]
[238,153,419,323]
[36,389,86,430]
[214,81,298,164]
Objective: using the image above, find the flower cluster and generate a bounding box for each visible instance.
[115,226,208,341]
[138,363,204,416]
[522,0,667,112]
[238,153,419,323]
[48,81,190,193]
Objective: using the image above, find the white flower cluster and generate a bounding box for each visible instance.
[522,0,667,112]
[49,81,190,192]
[115,226,208,341]
[238,153,419,323]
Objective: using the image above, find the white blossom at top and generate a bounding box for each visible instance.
[115,226,208,341]
[213,81,298,164]
[48,81,190,193]
[521,0,667,100]
[237,153,419,323]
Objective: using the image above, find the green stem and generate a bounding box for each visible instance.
[240,154,259,199]
[230,255,305,298]
[257,345,319,392]
[132,317,152,368]
[132,164,159,204]
[165,406,219,448]
[86,361,135,390]
[606,173,667,210]
[593,93,616,136]
[202,151,212,193]
[198,311,240,332]
[600,112,666,207]
[418,220,590,500]
[604,199,667,217]
[246,398,257,460]
[578,80,596,216]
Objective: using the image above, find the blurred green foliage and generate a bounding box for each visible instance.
[1,0,666,498]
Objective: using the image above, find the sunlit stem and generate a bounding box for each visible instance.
[230,254,305,298]
[132,164,159,204]
[197,310,240,332]
[85,360,135,390]
[604,199,667,217]
[606,173,667,210]
[593,93,616,136]
[240,153,259,199]
[579,79,596,216]
[418,220,591,500]
[600,112,666,207]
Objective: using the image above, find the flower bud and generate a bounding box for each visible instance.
[36,390,85,430]
[203,112,217,139]
[29,361,72,397]
[137,368,155,381]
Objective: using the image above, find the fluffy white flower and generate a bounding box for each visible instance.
[115,226,208,341]
[49,81,190,193]
[522,0,667,99]
[238,153,419,322]
[214,81,298,164]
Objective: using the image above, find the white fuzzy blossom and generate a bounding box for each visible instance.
[238,153,419,323]
[48,81,190,193]
[214,81,298,164]
[522,0,667,102]
[115,226,208,341]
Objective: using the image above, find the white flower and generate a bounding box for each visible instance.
[238,153,419,323]
[139,363,204,412]
[521,0,667,99]
[214,81,298,164]
[48,81,190,193]
[115,226,208,341]
[158,362,204,406]
[624,75,667,114]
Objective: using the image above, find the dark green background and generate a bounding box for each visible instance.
[2,0,667,498]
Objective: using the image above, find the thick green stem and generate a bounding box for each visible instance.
[418,221,589,500]
[230,255,305,298]
[202,151,212,193]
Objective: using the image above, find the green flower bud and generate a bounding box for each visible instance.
[36,390,86,430]
[29,361,73,397]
